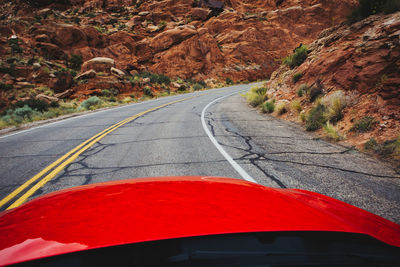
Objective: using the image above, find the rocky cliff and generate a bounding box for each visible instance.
[262,11,400,163]
[0,0,356,109]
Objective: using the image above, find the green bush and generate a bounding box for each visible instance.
[247,92,264,107]
[14,105,35,119]
[275,101,287,115]
[309,87,323,102]
[348,0,400,22]
[325,96,344,123]
[305,103,327,131]
[0,83,13,91]
[80,96,102,110]
[68,54,83,70]
[8,38,23,54]
[297,84,308,97]
[225,77,233,85]
[350,116,379,132]
[323,121,343,141]
[12,98,50,112]
[178,85,187,92]
[283,45,308,69]
[364,136,400,157]
[193,83,204,90]
[291,100,302,113]
[149,73,171,85]
[262,100,275,113]
[292,72,303,84]
[143,87,153,96]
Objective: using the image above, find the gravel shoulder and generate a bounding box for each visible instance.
[208,94,400,223]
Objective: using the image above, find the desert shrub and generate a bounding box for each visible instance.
[178,84,187,92]
[348,0,400,22]
[275,101,287,115]
[283,45,308,69]
[305,102,327,131]
[291,100,302,113]
[246,86,266,107]
[297,84,308,97]
[101,89,112,97]
[80,96,102,110]
[0,83,13,91]
[323,122,343,141]
[149,73,171,84]
[68,54,83,70]
[364,136,400,157]
[143,86,153,96]
[12,98,50,112]
[8,38,23,54]
[247,93,264,107]
[292,72,303,84]
[250,86,267,95]
[14,105,35,119]
[350,116,379,132]
[324,94,345,123]
[262,100,275,113]
[193,83,204,90]
[309,86,323,102]
[225,77,233,85]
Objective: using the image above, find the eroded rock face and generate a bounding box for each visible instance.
[265,11,400,149]
[81,57,115,73]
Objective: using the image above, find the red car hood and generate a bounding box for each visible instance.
[0,176,399,266]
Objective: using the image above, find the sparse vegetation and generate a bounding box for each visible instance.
[308,86,323,102]
[283,45,308,69]
[323,121,343,141]
[348,0,400,22]
[292,72,303,84]
[68,54,83,70]
[225,77,233,85]
[275,101,287,115]
[262,100,275,113]
[364,136,400,158]
[246,86,267,107]
[305,102,327,131]
[297,84,308,97]
[291,100,302,113]
[0,83,13,91]
[350,116,379,132]
[80,96,102,110]
[324,93,345,123]
[143,86,153,96]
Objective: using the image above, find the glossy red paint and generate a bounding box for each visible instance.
[0,176,400,266]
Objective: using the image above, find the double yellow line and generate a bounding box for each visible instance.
[0,96,196,210]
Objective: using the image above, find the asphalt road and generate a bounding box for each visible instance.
[0,84,399,223]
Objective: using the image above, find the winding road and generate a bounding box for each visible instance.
[0,84,399,223]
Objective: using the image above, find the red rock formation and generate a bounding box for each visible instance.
[265,11,400,152]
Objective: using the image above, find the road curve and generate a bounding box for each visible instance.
[0,85,250,210]
[0,84,399,224]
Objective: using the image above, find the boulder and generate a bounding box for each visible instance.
[81,57,115,73]
[35,34,51,43]
[54,89,74,99]
[191,8,211,21]
[36,42,65,60]
[150,25,197,52]
[75,69,96,80]
[36,94,58,103]
[111,67,125,77]
[49,71,73,93]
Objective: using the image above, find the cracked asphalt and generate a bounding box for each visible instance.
[0,84,399,223]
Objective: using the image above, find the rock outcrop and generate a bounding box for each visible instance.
[264,11,400,156]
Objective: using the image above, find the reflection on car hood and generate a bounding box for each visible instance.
[0,176,399,266]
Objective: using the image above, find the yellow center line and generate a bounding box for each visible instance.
[1,96,197,210]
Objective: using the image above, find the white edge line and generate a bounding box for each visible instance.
[201,91,258,184]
